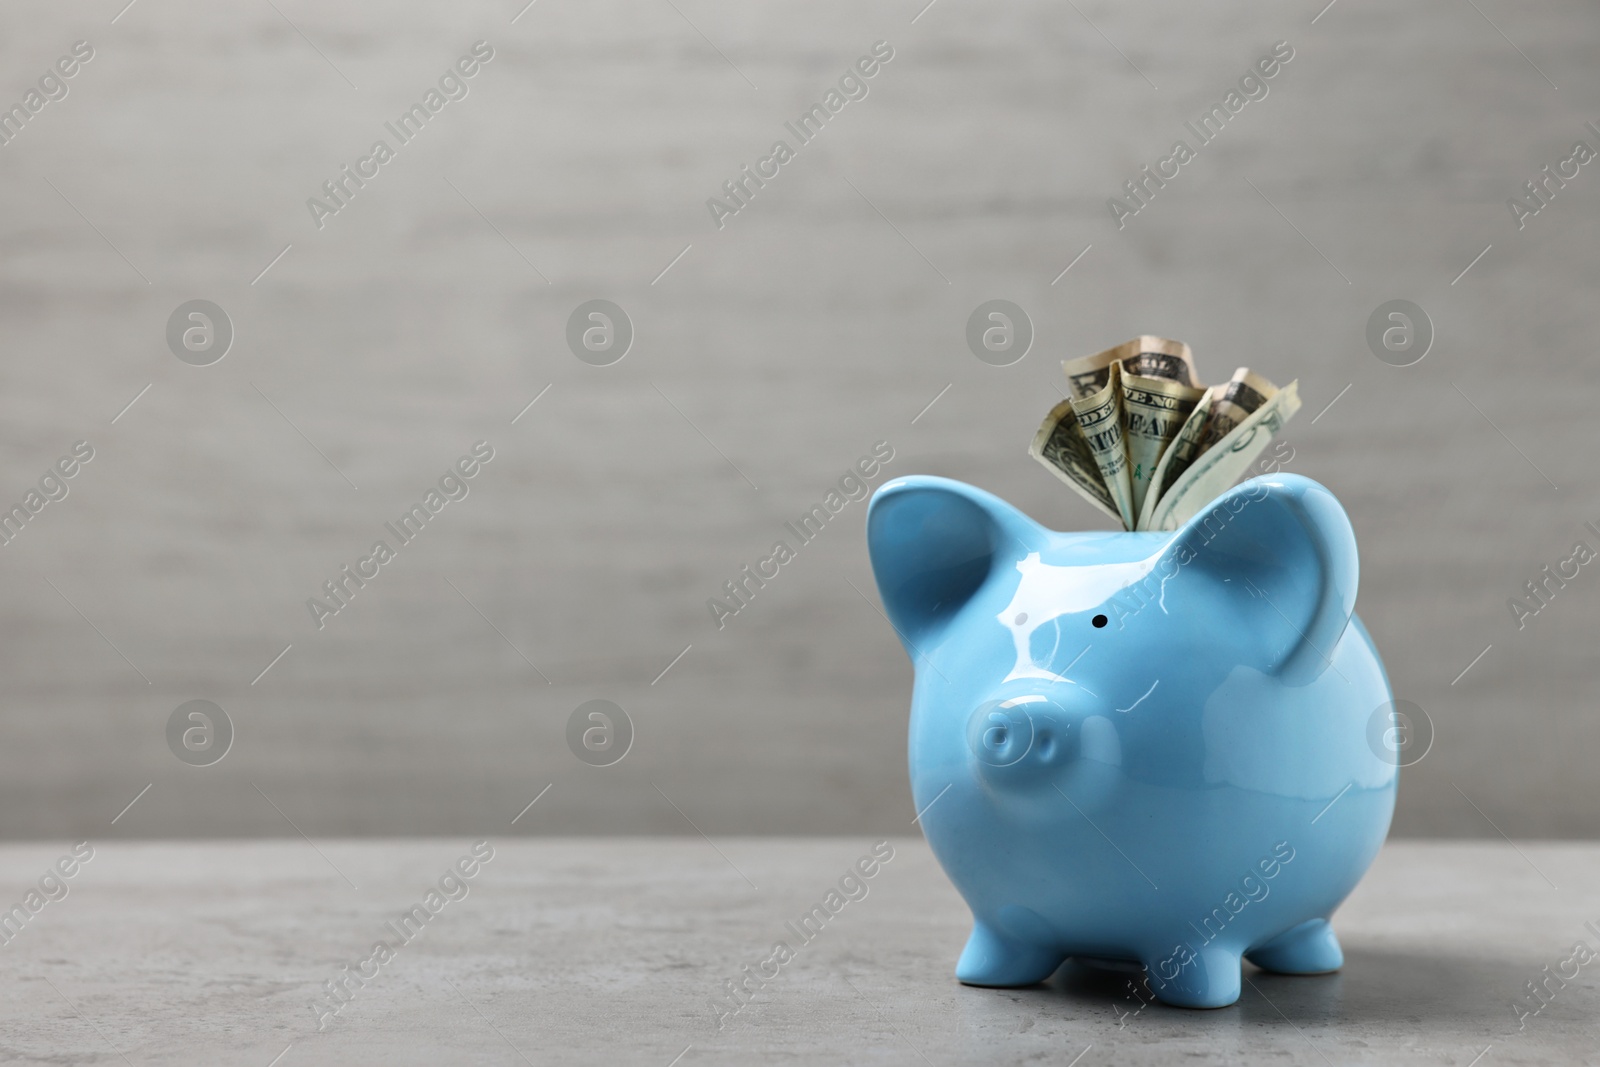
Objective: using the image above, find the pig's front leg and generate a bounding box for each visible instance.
[954,920,1065,987]
[1142,942,1243,1008]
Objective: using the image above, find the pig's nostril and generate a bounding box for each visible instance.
[969,704,1035,767]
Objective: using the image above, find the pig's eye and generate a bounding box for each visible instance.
[1092,614,1108,628]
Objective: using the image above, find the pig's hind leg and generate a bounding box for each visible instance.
[1244,918,1343,975]
[955,921,1065,987]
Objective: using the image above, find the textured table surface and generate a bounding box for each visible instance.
[1,838,1595,1065]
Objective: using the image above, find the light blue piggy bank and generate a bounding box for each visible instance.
[866,473,1397,1008]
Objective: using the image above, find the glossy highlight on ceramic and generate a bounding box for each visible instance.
[866,473,1397,1008]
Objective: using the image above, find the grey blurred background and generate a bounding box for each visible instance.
[0,0,1594,840]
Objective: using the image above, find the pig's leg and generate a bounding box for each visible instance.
[1141,945,1242,1008]
[955,922,1064,987]
[1244,918,1343,975]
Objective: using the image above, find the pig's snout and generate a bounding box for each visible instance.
[966,698,1077,781]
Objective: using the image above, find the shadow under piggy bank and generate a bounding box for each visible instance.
[1027,946,1541,1032]
[866,474,1399,1009]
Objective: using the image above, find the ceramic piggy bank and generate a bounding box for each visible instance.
[866,473,1396,1008]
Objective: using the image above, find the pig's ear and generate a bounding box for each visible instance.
[866,476,1044,651]
[1166,474,1358,686]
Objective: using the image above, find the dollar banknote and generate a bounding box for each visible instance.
[1196,367,1277,452]
[1143,379,1302,532]
[1070,361,1137,530]
[1062,335,1197,399]
[1134,390,1214,532]
[1121,371,1205,518]
[1045,335,1199,523]
[1032,335,1300,532]
[1028,397,1122,523]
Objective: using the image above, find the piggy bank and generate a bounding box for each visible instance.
[865,473,1397,1009]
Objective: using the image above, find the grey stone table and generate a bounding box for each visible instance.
[1,838,1594,1065]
